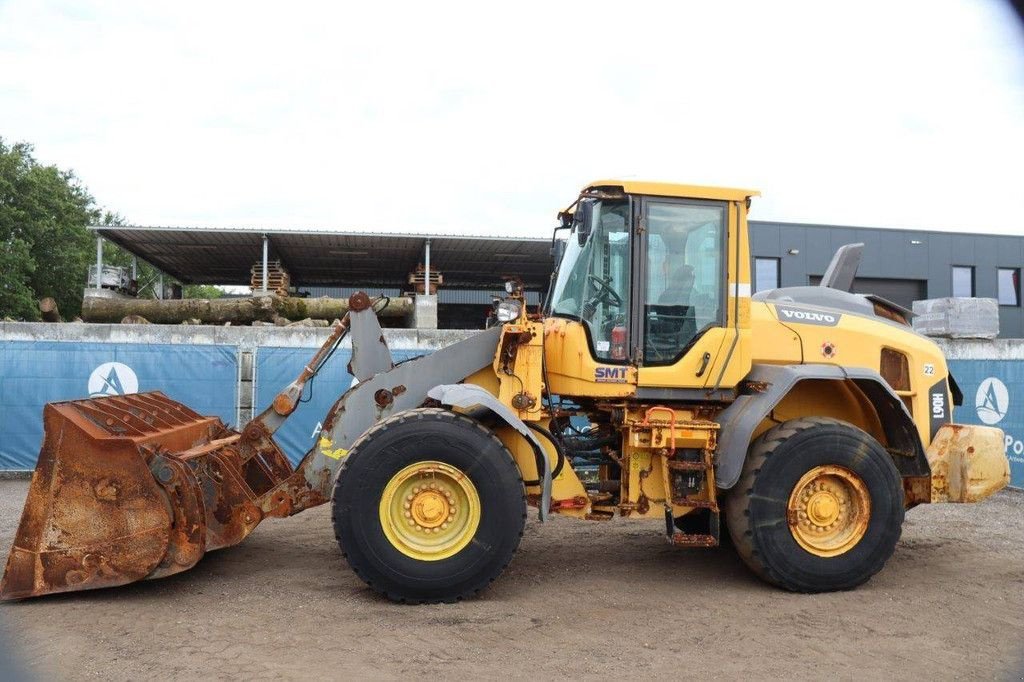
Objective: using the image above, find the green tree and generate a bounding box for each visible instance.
[0,139,100,319]
[0,235,36,319]
[182,284,224,299]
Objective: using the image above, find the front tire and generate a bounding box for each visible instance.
[332,408,526,603]
[724,417,904,592]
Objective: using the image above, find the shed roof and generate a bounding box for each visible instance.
[88,225,554,290]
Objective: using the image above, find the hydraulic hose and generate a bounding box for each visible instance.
[523,422,566,485]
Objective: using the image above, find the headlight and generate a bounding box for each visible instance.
[496,300,522,322]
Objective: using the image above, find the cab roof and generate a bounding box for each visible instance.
[585,179,760,203]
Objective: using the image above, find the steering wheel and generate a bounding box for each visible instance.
[587,274,623,307]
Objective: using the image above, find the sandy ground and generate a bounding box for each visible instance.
[0,479,1021,681]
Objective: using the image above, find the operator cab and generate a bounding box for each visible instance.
[547,182,744,372]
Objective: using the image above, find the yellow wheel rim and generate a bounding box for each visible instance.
[379,461,481,561]
[787,465,870,558]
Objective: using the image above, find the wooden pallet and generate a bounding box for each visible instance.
[408,265,443,295]
[250,260,291,296]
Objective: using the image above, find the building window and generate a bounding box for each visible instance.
[951,266,974,298]
[754,257,780,293]
[998,268,1020,306]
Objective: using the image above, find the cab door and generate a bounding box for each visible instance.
[634,197,750,393]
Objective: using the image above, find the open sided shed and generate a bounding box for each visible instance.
[87,225,554,293]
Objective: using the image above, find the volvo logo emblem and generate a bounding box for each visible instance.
[774,305,841,327]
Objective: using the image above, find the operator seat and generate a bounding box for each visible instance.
[646,264,697,360]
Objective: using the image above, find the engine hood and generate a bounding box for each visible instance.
[754,286,913,329]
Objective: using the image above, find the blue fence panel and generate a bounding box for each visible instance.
[0,341,238,470]
[948,359,1024,489]
[254,347,424,465]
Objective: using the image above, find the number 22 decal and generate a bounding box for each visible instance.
[923,364,935,375]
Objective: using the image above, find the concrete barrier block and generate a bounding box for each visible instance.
[913,297,999,339]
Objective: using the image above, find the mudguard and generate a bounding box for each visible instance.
[428,384,552,521]
[714,364,929,489]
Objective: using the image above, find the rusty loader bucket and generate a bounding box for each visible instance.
[0,392,301,600]
[2,303,375,600]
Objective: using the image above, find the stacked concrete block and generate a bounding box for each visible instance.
[912,297,999,339]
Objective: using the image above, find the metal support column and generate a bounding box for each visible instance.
[157,274,164,300]
[414,239,438,329]
[262,234,269,294]
[95,235,103,289]
[424,239,431,296]
[131,257,137,280]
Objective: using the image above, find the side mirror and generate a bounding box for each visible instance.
[576,199,595,246]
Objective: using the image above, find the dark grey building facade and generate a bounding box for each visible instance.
[749,222,1024,338]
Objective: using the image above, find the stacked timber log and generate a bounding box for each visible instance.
[81,295,413,325]
[250,261,291,297]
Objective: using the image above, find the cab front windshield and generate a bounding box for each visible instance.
[547,200,630,361]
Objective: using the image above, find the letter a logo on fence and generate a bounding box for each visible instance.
[88,362,139,398]
[975,377,1008,425]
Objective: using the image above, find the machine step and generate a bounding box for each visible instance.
[672,497,718,510]
[670,532,718,547]
[666,460,707,471]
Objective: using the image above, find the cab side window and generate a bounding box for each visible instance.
[643,202,726,364]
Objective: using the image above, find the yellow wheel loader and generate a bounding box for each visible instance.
[1,181,1011,602]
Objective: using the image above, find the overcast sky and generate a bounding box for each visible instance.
[1,1,1022,237]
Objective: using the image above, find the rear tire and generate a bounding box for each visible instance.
[723,417,904,592]
[332,408,526,603]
